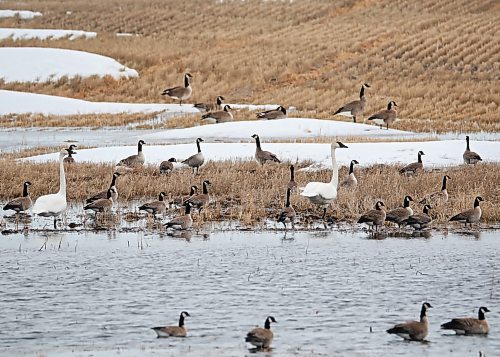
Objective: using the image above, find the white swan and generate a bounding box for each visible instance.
[300,141,348,219]
[32,148,71,229]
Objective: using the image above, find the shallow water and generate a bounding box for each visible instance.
[1,230,499,356]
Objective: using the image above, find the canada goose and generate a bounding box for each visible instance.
[117,140,146,168]
[403,204,432,230]
[84,187,115,215]
[441,307,490,335]
[182,138,204,174]
[463,136,482,165]
[201,105,233,124]
[186,180,211,211]
[399,151,425,175]
[165,202,193,230]
[245,316,277,349]
[278,188,295,230]
[63,144,77,164]
[159,158,177,175]
[301,142,348,219]
[171,185,198,207]
[251,134,280,165]
[385,195,413,227]
[340,159,359,189]
[86,172,121,205]
[152,311,190,338]
[139,192,167,216]
[358,201,386,232]
[287,165,298,192]
[3,181,32,213]
[368,101,398,130]
[256,106,287,120]
[161,73,192,105]
[333,83,370,123]
[419,175,450,205]
[449,196,484,227]
[387,302,433,341]
[32,148,71,229]
[194,95,224,112]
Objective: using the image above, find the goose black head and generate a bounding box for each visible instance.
[196,138,204,143]
[418,150,425,156]
[185,73,192,79]
[24,181,32,186]
[138,140,146,145]
[251,134,259,140]
[335,141,348,149]
[423,302,433,309]
[168,158,177,162]
[224,105,232,111]
[351,159,359,165]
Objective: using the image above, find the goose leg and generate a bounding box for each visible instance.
[53,217,57,229]
[386,123,389,130]
[322,207,327,220]
[353,116,356,123]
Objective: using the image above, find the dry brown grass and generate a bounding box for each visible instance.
[0,0,498,133]
[0,159,498,226]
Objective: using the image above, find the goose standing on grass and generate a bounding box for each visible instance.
[152,311,190,338]
[245,316,277,350]
[3,181,32,213]
[385,195,413,228]
[84,187,115,216]
[449,196,484,227]
[358,201,386,232]
[387,302,433,341]
[165,202,193,230]
[159,158,177,175]
[441,307,490,335]
[399,151,425,175]
[278,188,295,230]
[463,136,482,165]
[287,165,298,192]
[182,138,204,175]
[186,180,211,211]
[201,105,233,124]
[333,83,370,123]
[403,204,432,230]
[117,140,146,169]
[256,106,287,120]
[419,175,450,205]
[86,172,121,205]
[368,101,398,130]
[161,73,192,106]
[63,144,77,164]
[194,95,224,112]
[301,142,348,220]
[251,134,280,165]
[340,159,359,189]
[139,192,167,216]
[32,148,71,229]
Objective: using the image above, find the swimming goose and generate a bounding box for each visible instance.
[86,172,121,205]
[340,159,359,189]
[117,140,146,168]
[441,307,490,335]
[463,136,482,165]
[32,148,71,229]
[152,311,190,338]
[251,134,280,165]
[63,144,77,164]
[161,73,192,105]
[287,165,298,192]
[139,192,167,216]
[385,195,413,227]
[182,138,204,174]
[399,151,424,175]
[165,202,193,230]
[186,180,211,211]
[368,101,398,130]
[256,106,287,120]
[278,188,295,230]
[3,181,32,213]
[301,142,348,219]
[403,204,432,230]
[333,83,370,123]
[419,175,450,205]
[171,185,198,207]
[245,316,277,349]
[159,158,177,175]
[201,105,233,124]
[358,201,386,232]
[194,95,224,112]
[449,196,484,227]
[84,187,115,215]
[387,302,433,341]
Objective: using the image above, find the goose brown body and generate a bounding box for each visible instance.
[251,134,280,165]
[333,83,370,123]
[139,192,167,215]
[403,204,432,230]
[194,95,224,112]
[201,105,233,124]
[117,140,146,168]
[159,158,176,174]
[165,202,193,230]
[463,136,482,165]
[186,180,211,210]
[449,196,483,227]
[441,307,490,335]
[400,151,424,175]
[245,316,276,349]
[161,73,192,105]
[419,175,450,205]
[86,172,121,204]
[368,101,398,130]
[387,302,432,341]
[278,188,295,229]
[3,181,32,213]
[256,106,287,120]
[152,311,190,338]
[84,188,115,213]
[182,138,205,174]
[385,195,413,227]
[358,201,386,232]
[340,160,359,189]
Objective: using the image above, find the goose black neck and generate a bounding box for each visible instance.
[217,97,222,105]
[387,102,392,110]
[285,189,291,207]
[349,161,355,174]
[290,165,295,180]
[107,190,112,199]
[68,152,73,158]
[110,174,118,187]
[22,183,29,197]
[403,197,410,208]
[474,198,481,208]
[466,136,470,151]
[138,142,143,152]
[185,204,192,215]
[255,136,261,149]
[420,305,427,319]
[264,318,271,329]
[441,176,448,190]
[423,206,430,214]
[196,140,201,153]
[360,85,365,99]
[189,187,196,195]
[202,182,209,194]
[159,193,164,201]
[178,314,185,327]
[478,309,486,320]
[184,75,190,88]
[418,153,422,163]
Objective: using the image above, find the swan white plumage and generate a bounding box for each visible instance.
[300,141,348,219]
[32,148,71,229]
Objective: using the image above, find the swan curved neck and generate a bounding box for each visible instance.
[330,147,339,187]
[58,153,66,196]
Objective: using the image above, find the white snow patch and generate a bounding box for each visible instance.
[0,28,96,41]
[0,10,42,19]
[0,47,138,83]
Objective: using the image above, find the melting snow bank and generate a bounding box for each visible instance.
[0,10,42,19]
[25,140,500,169]
[0,47,137,83]
[0,28,96,41]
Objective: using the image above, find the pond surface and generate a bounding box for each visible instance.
[0,230,499,356]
